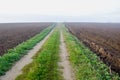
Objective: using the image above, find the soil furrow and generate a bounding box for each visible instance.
[0,29,53,80]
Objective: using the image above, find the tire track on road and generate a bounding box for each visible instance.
[59,31,75,80]
[0,29,54,80]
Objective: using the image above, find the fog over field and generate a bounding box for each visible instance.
[1,0,120,79]
[1,0,120,80]
[0,0,120,23]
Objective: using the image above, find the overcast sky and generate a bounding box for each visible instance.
[0,0,120,22]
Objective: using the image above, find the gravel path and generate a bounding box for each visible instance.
[59,31,75,80]
[0,30,53,80]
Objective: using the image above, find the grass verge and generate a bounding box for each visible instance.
[16,27,63,80]
[0,25,54,76]
[62,24,120,80]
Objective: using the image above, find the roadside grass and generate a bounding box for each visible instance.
[0,25,54,76]
[16,27,63,80]
[62,24,120,80]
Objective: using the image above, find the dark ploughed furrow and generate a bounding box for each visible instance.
[65,22,120,74]
[0,23,53,56]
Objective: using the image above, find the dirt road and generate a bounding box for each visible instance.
[0,30,53,80]
[59,31,75,80]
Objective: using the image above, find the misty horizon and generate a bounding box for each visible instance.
[0,0,120,23]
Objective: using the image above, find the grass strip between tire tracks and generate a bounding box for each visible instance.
[16,26,63,80]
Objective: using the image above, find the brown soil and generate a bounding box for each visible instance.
[65,22,120,74]
[0,23,52,56]
[0,29,53,80]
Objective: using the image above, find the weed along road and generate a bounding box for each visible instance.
[15,26,62,80]
[0,27,54,80]
[15,24,75,80]
[0,23,120,80]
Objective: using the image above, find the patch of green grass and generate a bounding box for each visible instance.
[16,27,63,80]
[62,24,120,80]
[0,25,54,76]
